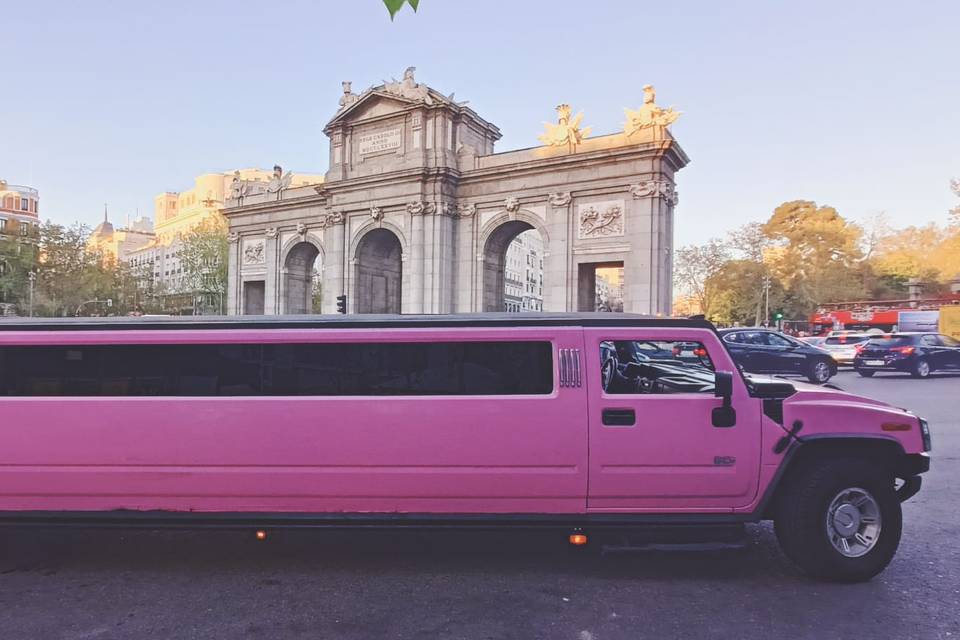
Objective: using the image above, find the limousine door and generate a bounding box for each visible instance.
[585,329,762,511]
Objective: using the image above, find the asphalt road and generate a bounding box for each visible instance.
[1,370,958,640]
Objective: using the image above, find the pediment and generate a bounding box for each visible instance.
[326,92,420,129]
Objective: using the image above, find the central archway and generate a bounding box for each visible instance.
[283,242,322,314]
[355,228,402,314]
[482,220,544,312]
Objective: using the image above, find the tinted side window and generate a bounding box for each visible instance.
[920,335,939,347]
[0,342,553,397]
[5,345,262,396]
[765,333,793,347]
[939,335,960,347]
[262,342,552,396]
[600,340,715,395]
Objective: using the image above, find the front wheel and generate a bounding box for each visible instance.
[806,359,833,384]
[774,458,902,582]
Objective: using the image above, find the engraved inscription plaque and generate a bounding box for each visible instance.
[358,128,402,156]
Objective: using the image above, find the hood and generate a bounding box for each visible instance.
[745,373,889,407]
[745,374,923,453]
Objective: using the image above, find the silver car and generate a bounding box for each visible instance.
[821,334,871,366]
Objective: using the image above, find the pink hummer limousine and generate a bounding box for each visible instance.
[0,314,930,582]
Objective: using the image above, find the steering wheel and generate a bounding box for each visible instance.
[601,355,617,392]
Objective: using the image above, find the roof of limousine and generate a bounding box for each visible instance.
[0,313,715,331]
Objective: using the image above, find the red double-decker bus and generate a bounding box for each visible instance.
[810,295,960,334]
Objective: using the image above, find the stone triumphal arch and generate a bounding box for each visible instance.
[224,68,688,315]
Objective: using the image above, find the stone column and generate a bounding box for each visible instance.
[263,228,280,315]
[621,190,653,314]
[408,209,425,313]
[322,217,346,314]
[544,192,572,312]
[226,233,240,315]
[453,202,478,313]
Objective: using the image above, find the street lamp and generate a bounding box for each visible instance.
[27,271,36,317]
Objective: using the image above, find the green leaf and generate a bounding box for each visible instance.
[407,0,419,10]
[383,0,406,19]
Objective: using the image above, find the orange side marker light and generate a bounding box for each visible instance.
[881,423,911,432]
[569,533,588,546]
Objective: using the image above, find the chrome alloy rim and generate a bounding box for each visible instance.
[826,487,882,558]
[814,361,830,382]
[916,360,930,377]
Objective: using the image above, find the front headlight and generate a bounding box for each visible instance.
[919,418,932,452]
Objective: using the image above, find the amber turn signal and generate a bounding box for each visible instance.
[881,423,911,431]
[569,533,588,546]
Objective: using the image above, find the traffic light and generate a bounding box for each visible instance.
[774,311,784,321]
[336,294,347,314]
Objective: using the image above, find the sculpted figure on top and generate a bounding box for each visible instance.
[338,81,360,111]
[266,165,294,200]
[538,104,591,153]
[383,67,434,105]
[624,85,681,140]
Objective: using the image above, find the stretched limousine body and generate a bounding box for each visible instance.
[0,314,930,581]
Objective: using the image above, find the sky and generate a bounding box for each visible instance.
[2,0,958,247]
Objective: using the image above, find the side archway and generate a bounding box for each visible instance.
[281,240,323,314]
[354,227,403,314]
[479,213,549,313]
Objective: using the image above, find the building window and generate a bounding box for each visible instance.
[0,219,6,233]
[20,198,28,212]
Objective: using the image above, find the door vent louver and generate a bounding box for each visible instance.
[558,348,582,388]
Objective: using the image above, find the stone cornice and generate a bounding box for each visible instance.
[459,140,688,186]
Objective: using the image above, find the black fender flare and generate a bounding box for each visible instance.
[756,435,923,519]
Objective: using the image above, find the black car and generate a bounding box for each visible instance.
[854,333,960,378]
[718,328,836,384]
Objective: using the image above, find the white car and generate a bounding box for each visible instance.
[821,334,871,366]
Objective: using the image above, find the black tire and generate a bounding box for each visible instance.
[806,359,833,384]
[774,457,901,582]
[856,369,875,377]
[911,358,931,379]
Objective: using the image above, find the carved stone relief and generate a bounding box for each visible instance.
[578,200,625,239]
[548,192,572,207]
[406,200,436,216]
[456,201,477,217]
[629,180,678,205]
[319,210,345,227]
[242,238,266,265]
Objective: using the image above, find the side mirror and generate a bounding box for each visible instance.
[712,371,737,428]
[714,371,733,399]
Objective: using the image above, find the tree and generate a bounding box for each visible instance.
[706,259,786,326]
[29,222,135,317]
[950,178,960,225]
[762,200,865,314]
[727,222,777,325]
[673,239,730,316]
[178,215,229,314]
[383,0,419,19]
[0,233,39,309]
